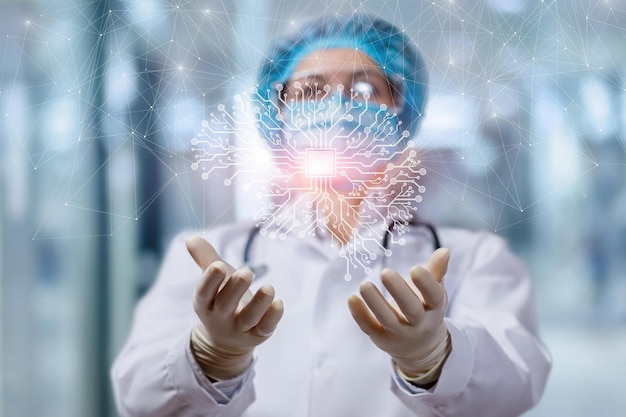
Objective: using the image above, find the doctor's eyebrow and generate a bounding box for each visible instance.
[287,73,327,86]
[290,67,386,82]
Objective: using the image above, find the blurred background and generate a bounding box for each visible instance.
[1,0,625,416]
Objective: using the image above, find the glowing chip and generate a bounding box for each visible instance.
[306,148,336,177]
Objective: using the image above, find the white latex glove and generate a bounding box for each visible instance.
[348,248,451,382]
[186,236,284,381]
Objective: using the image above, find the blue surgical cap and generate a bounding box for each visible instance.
[255,13,429,147]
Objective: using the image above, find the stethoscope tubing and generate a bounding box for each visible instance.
[243,218,441,274]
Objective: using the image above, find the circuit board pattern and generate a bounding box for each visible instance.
[191,86,426,278]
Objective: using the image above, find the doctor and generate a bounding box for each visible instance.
[112,13,551,417]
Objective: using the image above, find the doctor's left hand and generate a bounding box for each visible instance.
[348,248,451,385]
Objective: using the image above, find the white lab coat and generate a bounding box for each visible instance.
[111,221,551,417]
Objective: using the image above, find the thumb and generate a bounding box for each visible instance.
[185,235,224,271]
[426,248,450,283]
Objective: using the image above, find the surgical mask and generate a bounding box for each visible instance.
[277,92,409,192]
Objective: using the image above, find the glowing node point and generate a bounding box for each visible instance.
[201,173,209,180]
[344,274,352,281]
[384,250,392,257]
[191,162,198,170]
[224,179,231,186]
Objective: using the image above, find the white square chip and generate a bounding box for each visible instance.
[305,148,336,177]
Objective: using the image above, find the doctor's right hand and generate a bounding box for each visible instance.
[185,236,284,381]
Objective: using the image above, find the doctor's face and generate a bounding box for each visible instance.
[275,48,412,199]
[282,48,399,107]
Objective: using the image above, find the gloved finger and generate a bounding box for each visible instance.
[237,285,276,331]
[214,268,254,314]
[347,294,384,337]
[359,281,403,330]
[194,261,229,309]
[254,299,284,337]
[408,265,445,310]
[186,235,220,270]
[426,248,450,283]
[186,235,236,274]
[380,268,426,325]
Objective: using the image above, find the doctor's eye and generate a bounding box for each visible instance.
[350,75,397,106]
[283,79,328,102]
[351,81,376,99]
[301,81,325,100]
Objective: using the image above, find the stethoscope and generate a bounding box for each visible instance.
[242,218,441,278]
